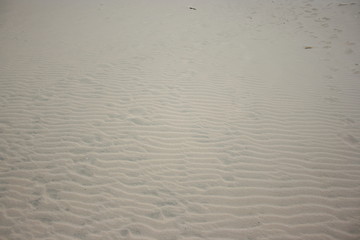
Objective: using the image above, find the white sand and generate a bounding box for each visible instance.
[1,0,360,239]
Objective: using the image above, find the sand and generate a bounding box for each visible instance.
[1,0,360,239]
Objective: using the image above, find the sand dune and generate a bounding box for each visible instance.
[1,0,360,239]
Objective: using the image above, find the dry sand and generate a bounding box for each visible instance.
[1,0,360,239]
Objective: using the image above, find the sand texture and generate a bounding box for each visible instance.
[1,0,360,239]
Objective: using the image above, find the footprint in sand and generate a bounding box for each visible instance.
[338,132,359,148]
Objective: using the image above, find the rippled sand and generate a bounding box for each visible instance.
[1,1,360,239]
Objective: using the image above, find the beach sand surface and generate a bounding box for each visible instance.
[1,0,360,239]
